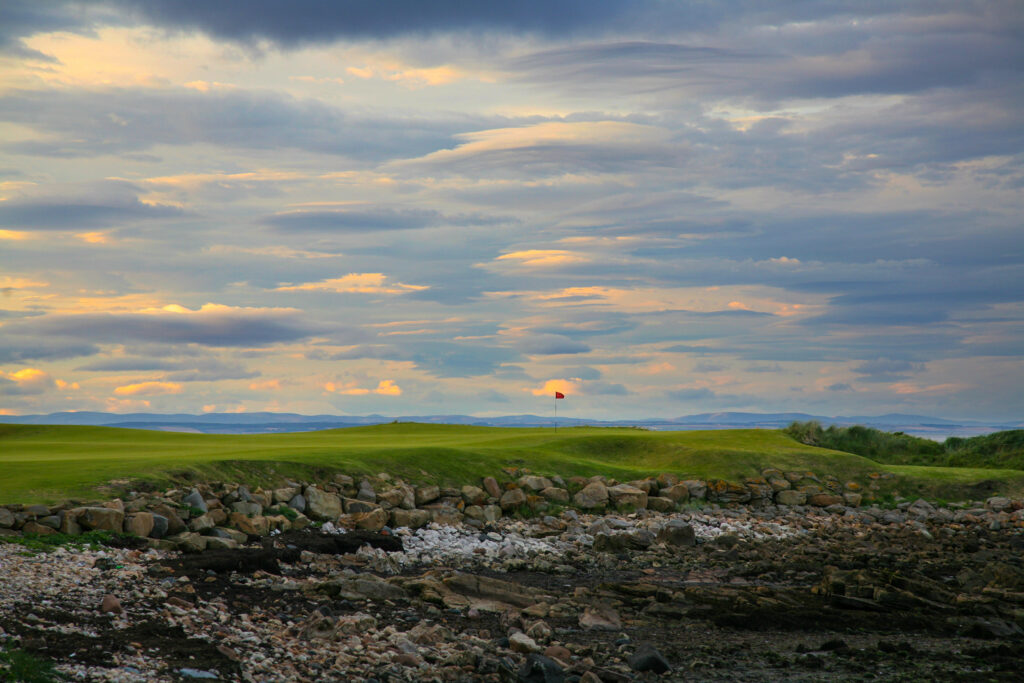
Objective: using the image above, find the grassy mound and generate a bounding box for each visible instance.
[2,423,1023,504]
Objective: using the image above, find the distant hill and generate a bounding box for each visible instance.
[0,410,1016,438]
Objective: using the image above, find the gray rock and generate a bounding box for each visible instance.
[500,488,527,510]
[0,508,14,528]
[183,489,207,513]
[230,501,262,516]
[608,484,647,510]
[415,485,441,506]
[986,496,1012,512]
[683,479,707,500]
[344,498,380,514]
[391,508,430,529]
[518,475,554,492]
[509,631,542,654]
[517,653,564,683]
[38,515,62,530]
[461,485,488,506]
[540,487,570,503]
[775,490,807,506]
[78,507,125,532]
[304,487,342,521]
[150,514,169,539]
[628,642,671,674]
[657,520,696,547]
[579,603,621,630]
[573,482,609,509]
[287,494,307,513]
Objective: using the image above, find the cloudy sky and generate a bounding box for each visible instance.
[0,1,1021,420]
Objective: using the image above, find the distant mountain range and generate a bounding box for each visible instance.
[0,410,1018,439]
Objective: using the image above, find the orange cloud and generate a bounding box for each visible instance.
[276,273,428,294]
[249,379,281,391]
[496,250,588,267]
[374,380,402,396]
[76,231,111,244]
[530,379,578,397]
[1,368,57,393]
[0,230,31,241]
[114,381,183,396]
[325,379,402,396]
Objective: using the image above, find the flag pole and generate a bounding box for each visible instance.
[554,393,557,433]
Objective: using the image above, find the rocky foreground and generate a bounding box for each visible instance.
[1,472,1024,681]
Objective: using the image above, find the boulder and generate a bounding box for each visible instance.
[183,489,207,513]
[482,504,502,522]
[22,521,56,535]
[843,492,863,507]
[304,487,343,521]
[608,484,648,510]
[656,473,679,488]
[628,642,671,674]
[150,514,169,539]
[461,485,488,506]
[230,501,262,517]
[540,487,570,503]
[287,493,307,513]
[986,496,1012,512]
[775,490,807,506]
[78,507,125,532]
[482,476,502,499]
[807,493,844,507]
[205,537,239,550]
[38,515,61,530]
[273,487,299,504]
[660,483,690,503]
[229,512,269,536]
[352,508,389,532]
[171,532,208,553]
[377,488,406,508]
[60,511,82,535]
[707,479,751,504]
[573,482,609,510]
[189,514,215,533]
[509,632,543,654]
[683,480,707,500]
[518,475,554,492]
[391,508,430,529]
[517,653,564,683]
[124,512,155,537]
[0,508,15,528]
[657,520,696,547]
[344,498,380,514]
[415,485,441,506]
[646,496,675,512]
[151,504,186,534]
[579,603,621,630]
[500,488,527,511]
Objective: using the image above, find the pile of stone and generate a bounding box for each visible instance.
[1,468,1018,555]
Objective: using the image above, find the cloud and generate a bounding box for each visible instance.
[667,387,716,400]
[0,181,184,230]
[517,335,591,356]
[325,379,401,396]
[113,381,183,396]
[3,303,318,347]
[531,378,578,397]
[275,273,428,295]
[825,383,853,392]
[0,368,56,395]
[267,207,440,233]
[496,250,589,267]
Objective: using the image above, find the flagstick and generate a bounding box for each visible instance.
[554,394,557,434]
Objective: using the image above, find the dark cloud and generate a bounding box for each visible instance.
[0,192,183,229]
[0,88,477,160]
[267,208,505,233]
[3,309,319,347]
[517,335,591,356]
[826,383,853,392]
[0,340,100,363]
[667,387,716,400]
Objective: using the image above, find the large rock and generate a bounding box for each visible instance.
[646,496,675,512]
[78,507,125,532]
[461,485,488,506]
[707,480,751,504]
[189,513,215,533]
[151,504,186,534]
[305,487,343,521]
[660,483,690,503]
[343,498,379,514]
[579,603,621,630]
[775,489,807,506]
[608,484,648,510]
[683,480,707,500]
[482,476,502,499]
[230,501,262,516]
[540,487,570,503]
[573,482,609,510]
[183,489,207,513]
[807,493,843,507]
[124,512,155,537]
[518,653,564,683]
[391,508,430,529]
[149,514,168,539]
[500,488,527,511]
[0,508,14,528]
[657,520,696,547]
[352,508,389,532]
[273,486,299,504]
[415,485,440,506]
[230,512,269,536]
[518,475,553,492]
[628,642,671,674]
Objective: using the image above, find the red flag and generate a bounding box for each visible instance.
[554,391,565,399]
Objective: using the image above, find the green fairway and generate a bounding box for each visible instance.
[2,423,1023,504]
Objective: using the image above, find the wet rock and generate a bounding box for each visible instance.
[573,482,609,510]
[579,603,621,630]
[517,653,564,682]
[628,642,671,674]
[304,487,342,521]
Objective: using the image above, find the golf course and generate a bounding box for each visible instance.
[3,423,1023,504]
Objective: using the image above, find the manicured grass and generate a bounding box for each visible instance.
[2,423,1023,504]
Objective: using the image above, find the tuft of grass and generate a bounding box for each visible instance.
[0,647,63,682]
[0,530,118,554]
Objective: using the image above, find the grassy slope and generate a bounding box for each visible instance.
[2,423,1023,504]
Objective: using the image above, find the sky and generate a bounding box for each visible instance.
[0,1,1022,421]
